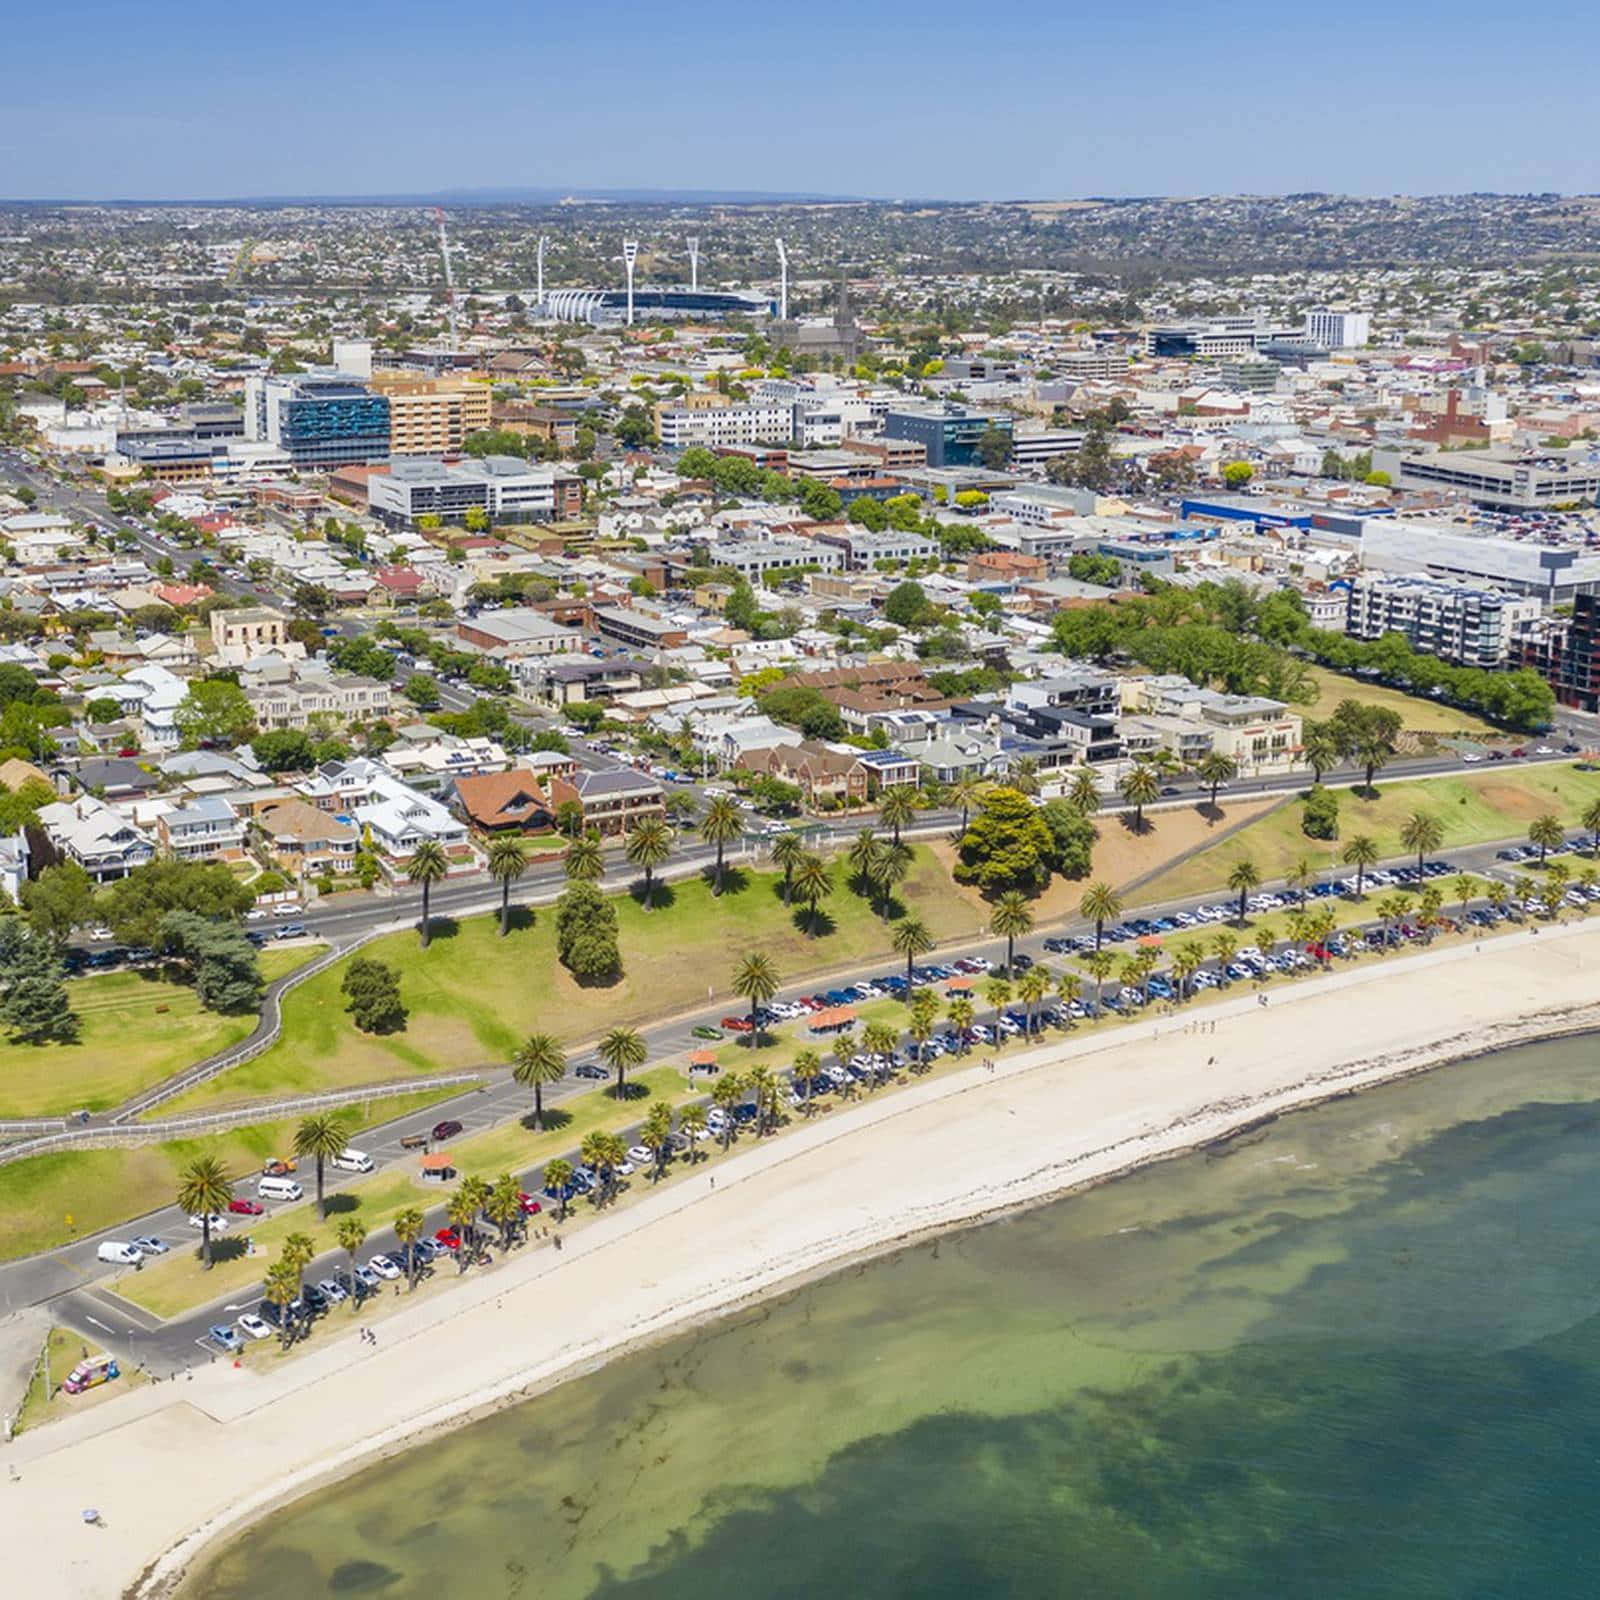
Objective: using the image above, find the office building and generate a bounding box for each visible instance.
[1346,574,1541,667]
[369,373,491,457]
[1143,314,1299,359]
[1302,308,1371,348]
[879,403,1013,469]
[1010,427,1085,468]
[368,456,566,526]
[243,370,391,469]
[657,400,793,451]
[697,536,843,583]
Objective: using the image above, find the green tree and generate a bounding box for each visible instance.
[554,880,620,979]
[543,1157,574,1221]
[1120,762,1160,830]
[879,784,917,844]
[340,956,404,1033]
[487,836,528,937]
[990,890,1035,973]
[176,1155,233,1269]
[623,816,673,909]
[157,909,261,1013]
[563,832,604,882]
[869,840,912,917]
[793,852,833,933]
[293,1111,352,1220]
[891,915,935,988]
[954,786,1055,892]
[1197,750,1237,809]
[98,859,254,947]
[1079,880,1123,951]
[1227,857,1261,923]
[641,1102,674,1180]
[597,1024,647,1098]
[1582,798,1600,857]
[771,829,805,907]
[975,424,1012,470]
[983,975,1013,1043]
[1400,811,1445,874]
[406,839,449,948]
[512,1033,566,1129]
[731,951,780,1037]
[174,678,256,749]
[393,1207,426,1290]
[951,774,987,831]
[700,794,743,896]
[1342,834,1380,897]
[20,862,93,946]
[1528,812,1565,866]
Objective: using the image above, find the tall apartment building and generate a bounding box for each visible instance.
[243,370,390,469]
[1514,593,1600,712]
[1345,574,1540,667]
[656,399,793,450]
[369,373,491,457]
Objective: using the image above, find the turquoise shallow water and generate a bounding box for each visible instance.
[191,1033,1600,1599]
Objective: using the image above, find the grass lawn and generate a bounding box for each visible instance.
[0,945,317,1121]
[119,1065,692,1318]
[16,1325,147,1432]
[169,847,988,1111]
[1302,664,1502,740]
[0,1086,453,1264]
[1132,766,1600,906]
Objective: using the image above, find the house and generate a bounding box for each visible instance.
[449,770,555,834]
[382,732,511,790]
[0,830,27,901]
[37,795,156,879]
[298,756,391,814]
[69,755,160,799]
[854,748,921,793]
[210,606,289,665]
[120,664,189,752]
[155,796,246,862]
[548,768,665,836]
[255,798,361,876]
[737,741,870,809]
[354,775,472,861]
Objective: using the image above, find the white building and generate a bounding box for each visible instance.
[1303,308,1371,348]
[369,456,561,526]
[656,401,793,451]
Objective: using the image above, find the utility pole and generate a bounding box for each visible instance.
[622,239,638,327]
[686,236,701,292]
[775,238,788,321]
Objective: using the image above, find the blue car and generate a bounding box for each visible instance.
[209,1323,243,1353]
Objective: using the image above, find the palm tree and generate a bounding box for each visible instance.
[1309,906,1338,968]
[1227,857,1260,924]
[624,816,673,909]
[1375,893,1408,947]
[880,784,917,845]
[487,836,528,937]
[393,1207,425,1289]
[543,1156,574,1221]
[281,1230,315,1301]
[990,890,1034,973]
[700,794,743,895]
[293,1111,351,1220]
[891,915,935,988]
[983,975,1012,1044]
[336,1217,367,1307]
[264,1260,300,1349]
[641,1102,674,1179]
[1121,762,1160,830]
[1400,811,1444,875]
[486,1174,522,1249]
[1342,835,1379,898]
[1011,757,1041,797]
[1416,884,1444,943]
[445,1188,478,1270]
[511,1033,566,1130]
[1128,947,1159,1007]
[1542,878,1566,920]
[1055,969,1082,1020]
[1079,881,1123,951]
[1016,965,1050,1035]
[1579,867,1599,910]
[1583,797,1600,857]
[597,1025,647,1098]
[791,1047,822,1113]
[947,994,975,1050]
[564,831,604,882]
[846,827,882,891]
[1170,939,1205,1001]
[952,774,986,831]
[176,1156,233,1269]
[771,829,804,906]
[406,838,449,948]
[861,1019,897,1083]
[1197,751,1238,810]
[1528,812,1564,866]
[746,1065,779,1135]
[1355,729,1392,793]
[1454,874,1476,921]
[711,1075,743,1150]
[831,1026,857,1078]
[1117,951,1148,1009]
[1082,949,1115,1014]
[1210,930,1238,975]
[1068,768,1101,816]
[678,1102,708,1156]
[1287,856,1316,910]
[870,840,912,917]
[731,951,780,1038]
[1486,879,1511,918]
[792,852,833,933]
[1303,724,1341,784]
[907,990,939,1067]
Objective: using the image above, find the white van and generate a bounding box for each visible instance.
[97,1240,143,1265]
[332,1148,374,1174]
[257,1176,304,1203]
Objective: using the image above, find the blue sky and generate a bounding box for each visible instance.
[3,0,1598,200]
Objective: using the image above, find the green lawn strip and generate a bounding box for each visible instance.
[1132,767,1600,908]
[0,945,317,1121]
[0,1087,451,1265]
[1302,664,1501,739]
[167,848,986,1112]
[116,1066,692,1319]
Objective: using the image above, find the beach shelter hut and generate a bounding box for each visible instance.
[419,1152,457,1182]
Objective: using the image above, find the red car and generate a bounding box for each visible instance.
[227,1197,264,1215]
[434,1227,462,1251]
[720,1016,753,1032]
[518,1191,542,1216]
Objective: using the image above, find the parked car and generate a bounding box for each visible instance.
[236,1312,272,1340]
[316,1277,349,1305]
[430,1119,463,1142]
[365,1254,401,1281]
[434,1227,462,1252]
[209,1323,243,1353]
[130,1234,169,1256]
[227,1197,264,1216]
[517,1191,543,1216]
[574,1063,609,1080]
[691,1025,721,1041]
[187,1212,229,1232]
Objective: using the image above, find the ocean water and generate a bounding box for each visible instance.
[190,1033,1600,1600]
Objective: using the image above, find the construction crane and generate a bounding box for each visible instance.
[433,206,459,352]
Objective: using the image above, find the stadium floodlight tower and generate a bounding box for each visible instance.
[536,235,548,311]
[622,239,639,326]
[686,235,701,291]
[775,237,788,321]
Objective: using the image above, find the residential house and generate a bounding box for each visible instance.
[255,797,361,877]
[37,795,156,879]
[210,605,290,665]
[448,769,555,834]
[548,768,665,836]
[355,774,472,862]
[155,796,246,862]
[737,740,871,809]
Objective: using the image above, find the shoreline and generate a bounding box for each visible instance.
[4,920,1597,1599]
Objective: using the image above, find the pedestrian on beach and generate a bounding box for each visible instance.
[710,1176,715,1189]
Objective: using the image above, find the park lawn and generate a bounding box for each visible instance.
[1131,766,1600,907]
[119,1066,690,1319]
[0,1087,451,1264]
[169,847,986,1111]
[1302,664,1502,739]
[0,945,317,1120]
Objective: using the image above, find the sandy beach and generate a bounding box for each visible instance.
[5,918,1599,1599]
